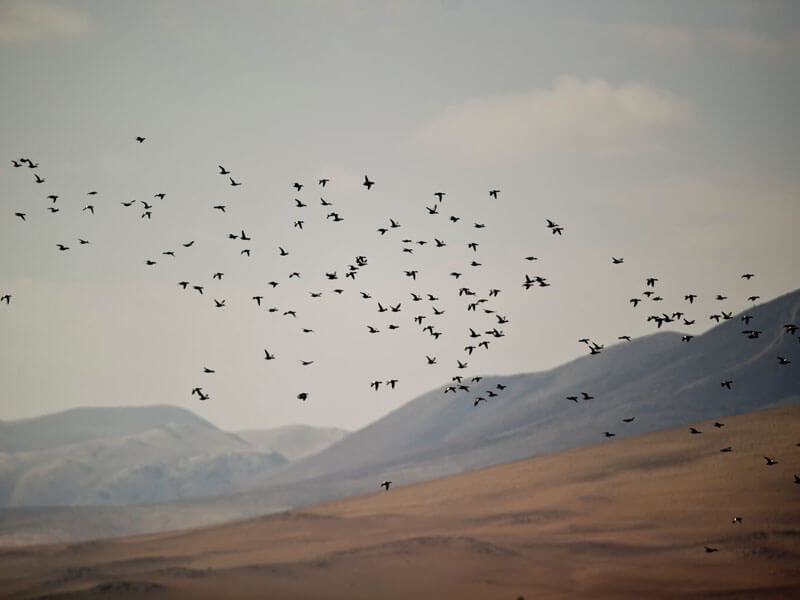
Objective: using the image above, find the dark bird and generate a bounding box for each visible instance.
[229,177,242,187]
[154,193,165,200]
[732,517,742,524]
[264,350,276,360]
[203,367,215,374]
[630,298,641,307]
[56,244,69,251]
[214,299,226,308]
[293,182,303,191]
[218,165,230,175]
[434,192,445,201]
[612,257,624,264]
[135,136,145,143]
[618,335,632,342]
[0,294,11,304]
[721,380,732,390]
[183,241,195,247]
[604,432,616,437]
[566,396,578,403]
[193,285,204,294]
[371,380,382,391]
[720,446,732,453]
[252,296,263,306]
[78,205,92,215]
[747,295,760,302]
[14,212,25,221]
[380,480,391,491]
[622,417,635,423]
[685,294,697,303]
[319,178,329,187]
[212,272,223,280]
[764,456,778,466]
[714,422,725,428]
[295,198,307,208]
[78,239,90,245]
[363,175,374,190]
[704,546,718,553]
[213,205,226,212]
[426,355,437,365]
[581,392,594,400]
[297,392,308,401]
[741,273,754,280]
[689,427,702,434]
[777,356,791,365]
[278,246,289,256]
[682,335,693,342]
[386,379,398,389]
[489,189,500,199]
[34,173,45,183]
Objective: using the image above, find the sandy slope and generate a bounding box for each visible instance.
[1,405,799,599]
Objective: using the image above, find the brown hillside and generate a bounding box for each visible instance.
[1,405,799,599]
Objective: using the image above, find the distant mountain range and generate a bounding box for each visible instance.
[0,409,347,507]
[1,288,797,544]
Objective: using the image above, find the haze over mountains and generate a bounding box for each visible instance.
[0,410,347,508]
[0,288,797,544]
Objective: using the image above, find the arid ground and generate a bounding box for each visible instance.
[1,405,799,600]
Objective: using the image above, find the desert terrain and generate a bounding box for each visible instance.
[1,404,798,600]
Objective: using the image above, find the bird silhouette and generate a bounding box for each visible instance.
[380,480,391,490]
[363,175,374,190]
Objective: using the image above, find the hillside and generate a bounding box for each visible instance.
[0,407,287,507]
[1,405,798,599]
[0,289,797,541]
[265,288,800,491]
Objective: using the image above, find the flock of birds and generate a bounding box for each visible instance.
[3,138,798,555]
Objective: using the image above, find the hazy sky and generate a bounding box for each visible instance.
[1,0,798,432]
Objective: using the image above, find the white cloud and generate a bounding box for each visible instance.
[417,76,691,164]
[0,0,90,43]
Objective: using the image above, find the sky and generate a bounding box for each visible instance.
[0,0,798,432]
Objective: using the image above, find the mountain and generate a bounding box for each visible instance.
[0,406,288,507]
[3,405,798,599]
[1,289,798,543]
[263,288,800,494]
[236,425,349,460]
[0,405,211,453]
